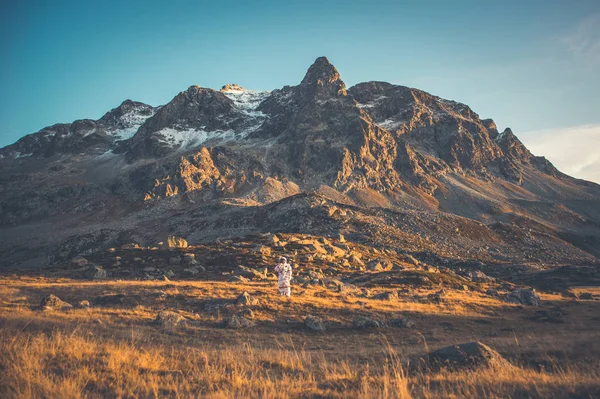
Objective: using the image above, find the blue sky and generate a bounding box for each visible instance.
[1,0,599,181]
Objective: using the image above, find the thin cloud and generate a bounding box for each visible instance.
[520,124,600,184]
[560,14,600,66]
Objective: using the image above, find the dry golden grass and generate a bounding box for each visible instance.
[1,277,599,398]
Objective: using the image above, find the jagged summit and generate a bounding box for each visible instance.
[299,56,347,97]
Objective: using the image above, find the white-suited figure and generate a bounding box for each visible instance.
[274,256,292,297]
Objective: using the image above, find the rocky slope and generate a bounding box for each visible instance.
[0,57,599,270]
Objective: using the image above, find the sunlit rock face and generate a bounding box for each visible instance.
[1,56,599,270]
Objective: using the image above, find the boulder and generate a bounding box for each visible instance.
[353,316,386,329]
[304,315,326,332]
[389,316,413,328]
[224,314,256,329]
[40,294,73,311]
[237,291,259,306]
[426,342,510,370]
[505,288,541,306]
[83,265,107,280]
[152,310,187,328]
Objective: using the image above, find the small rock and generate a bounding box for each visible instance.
[40,294,73,311]
[580,292,594,300]
[224,314,256,329]
[389,316,413,328]
[505,288,541,306]
[169,256,182,265]
[165,270,175,278]
[153,310,187,328]
[237,291,259,306]
[83,265,107,280]
[353,315,386,329]
[304,315,326,332]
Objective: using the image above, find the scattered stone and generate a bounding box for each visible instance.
[269,234,280,243]
[367,259,392,272]
[182,253,197,265]
[231,275,250,283]
[389,316,413,328]
[83,265,107,280]
[426,342,510,370]
[224,314,256,329]
[76,300,90,309]
[428,290,446,303]
[153,310,187,328]
[237,291,259,306]
[40,294,73,311]
[252,245,272,257]
[372,291,398,301]
[505,288,541,306]
[353,315,386,329]
[470,270,495,283]
[304,315,326,332]
[236,265,267,280]
[183,266,205,275]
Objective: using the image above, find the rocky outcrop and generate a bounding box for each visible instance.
[425,342,510,370]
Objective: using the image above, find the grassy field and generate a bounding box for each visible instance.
[1,277,599,398]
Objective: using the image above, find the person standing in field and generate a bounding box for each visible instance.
[274,256,292,297]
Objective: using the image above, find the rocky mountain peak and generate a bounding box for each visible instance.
[300,56,347,97]
[220,84,247,92]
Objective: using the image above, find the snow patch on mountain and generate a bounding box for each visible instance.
[157,128,237,150]
[221,86,270,116]
[356,95,388,109]
[109,105,156,141]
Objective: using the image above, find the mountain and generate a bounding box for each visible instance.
[1,57,599,270]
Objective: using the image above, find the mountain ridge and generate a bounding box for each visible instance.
[0,56,599,271]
